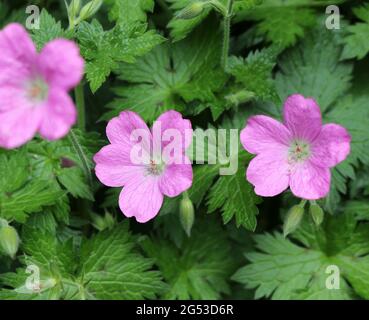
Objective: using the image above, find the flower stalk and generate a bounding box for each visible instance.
[221,0,234,70]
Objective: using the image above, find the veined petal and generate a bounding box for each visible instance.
[119,176,163,223]
[106,111,151,153]
[240,115,291,155]
[311,124,351,168]
[94,144,146,187]
[159,161,193,197]
[289,160,331,200]
[38,88,77,140]
[152,110,192,152]
[283,94,322,142]
[37,39,84,91]
[246,148,290,197]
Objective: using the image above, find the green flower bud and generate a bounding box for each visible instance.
[283,205,304,237]
[69,0,81,16]
[0,225,20,259]
[176,2,205,20]
[309,203,324,226]
[179,197,195,237]
[79,0,102,21]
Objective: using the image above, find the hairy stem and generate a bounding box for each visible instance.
[74,83,86,130]
[68,129,92,186]
[221,0,234,70]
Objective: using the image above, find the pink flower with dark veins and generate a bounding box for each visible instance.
[94,110,193,223]
[0,23,84,149]
[240,94,351,200]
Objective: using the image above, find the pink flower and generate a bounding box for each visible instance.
[94,110,193,223]
[240,94,351,200]
[0,23,84,149]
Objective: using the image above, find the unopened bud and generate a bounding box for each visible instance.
[69,0,81,16]
[283,205,304,237]
[0,225,20,259]
[176,2,205,20]
[309,203,324,226]
[79,0,102,21]
[179,197,195,237]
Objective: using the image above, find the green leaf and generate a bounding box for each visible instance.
[0,223,165,300]
[227,47,279,104]
[105,0,155,23]
[32,9,72,51]
[233,211,369,299]
[77,19,164,92]
[341,4,369,60]
[142,218,235,299]
[104,18,227,122]
[58,167,94,201]
[235,0,318,48]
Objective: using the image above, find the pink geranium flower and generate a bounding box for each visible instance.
[0,23,84,149]
[240,94,351,200]
[94,110,193,223]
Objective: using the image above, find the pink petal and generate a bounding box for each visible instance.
[38,88,77,140]
[246,148,290,197]
[119,176,163,223]
[240,115,291,154]
[0,23,36,70]
[311,124,351,168]
[152,110,192,152]
[94,144,145,187]
[37,39,84,91]
[0,106,42,149]
[159,161,193,197]
[283,94,322,142]
[289,161,331,200]
[106,111,151,148]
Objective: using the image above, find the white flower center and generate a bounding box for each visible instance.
[145,159,165,176]
[26,77,49,103]
[288,140,310,163]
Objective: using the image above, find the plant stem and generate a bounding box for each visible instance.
[74,83,86,130]
[68,129,92,186]
[221,0,234,70]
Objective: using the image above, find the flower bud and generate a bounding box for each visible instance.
[79,0,102,21]
[0,225,20,259]
[309,203,324,226]
[69,0,81,16]
[179,197,195,237]
[175,2,205,20]
[283,205,304,237]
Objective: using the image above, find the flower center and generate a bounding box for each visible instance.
[288,140,310,163]
[26,77,49,103]
[145,159,165,176]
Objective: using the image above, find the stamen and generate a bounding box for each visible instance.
[288,140,310,163]
[26,77,49,103]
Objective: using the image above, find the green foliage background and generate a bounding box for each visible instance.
[0,0,369,300]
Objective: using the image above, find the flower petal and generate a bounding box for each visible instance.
[159,161,193,197]
[289,161,331,200]
[119,176,163,223]
[246,148,290,197]
[240,115,291,155]
[0,106,42,149]
[106,111,151,148]
[152,110,192,151]
[311,124,351,168]
[37,39,84,91]
[283,94,322,142]
[38,88,77,140]
[94,144,145,187]
[0,23,36,76]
